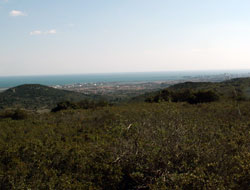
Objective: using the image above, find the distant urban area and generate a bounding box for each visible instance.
[52,72,250,98]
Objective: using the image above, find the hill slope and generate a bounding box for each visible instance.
[0,84,98,110]
[0,101,250,189]
[169,77,250,98]
[132,77,250,102]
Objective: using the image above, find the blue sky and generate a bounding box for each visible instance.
[1,0,250,76]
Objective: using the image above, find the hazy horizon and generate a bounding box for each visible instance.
[1,0,250,76]
[1,69,250,89]
[1,69,250,78]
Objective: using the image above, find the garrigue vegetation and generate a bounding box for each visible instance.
[0,100,250,189]
[51,100,111,112]
[131,77,250,104]
[145,89,220,104]
[0,84,99,110]
[0,78,250,189]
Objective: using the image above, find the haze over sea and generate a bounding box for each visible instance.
[0,70,249,89]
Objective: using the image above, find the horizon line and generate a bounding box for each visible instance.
[1,69,250,78]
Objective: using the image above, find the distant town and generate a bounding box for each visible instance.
[52,72,250,98]
[1,72,250,97]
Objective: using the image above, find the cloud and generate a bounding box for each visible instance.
[30,30,42,35]
[45,29,56,34]
[9,10,26,17]
[30,29,57,35]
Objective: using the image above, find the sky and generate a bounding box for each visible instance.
[1,0,250,76]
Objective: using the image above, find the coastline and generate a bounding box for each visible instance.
[0,70,250,89]
[0,88,7,92]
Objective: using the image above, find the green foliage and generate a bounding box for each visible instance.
[146,89,220,104]
[0,101,250,189]
[0,109,29,120]
[169,78,250,100]
[0,84,101,110]
[1,78,250,189]
[171,89,194,103]
[188,90,220,104]
[141,77,250,104]
[51,100,110,112]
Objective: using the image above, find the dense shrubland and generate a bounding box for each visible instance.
[0,100,250,189]
[0,109,29,120]
[145,89,220,104]
[141,77,250,104]
[51,100,110,112]
[0,84,99,110]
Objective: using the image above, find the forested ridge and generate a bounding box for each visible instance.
[0,84,100,110]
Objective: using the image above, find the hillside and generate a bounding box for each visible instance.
[0,84,98,110]
[132,77,250,103]
[169,77,250,97]
[0,80,250,189]
[0,101,249,189]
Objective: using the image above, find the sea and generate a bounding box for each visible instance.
[0,70,249,89]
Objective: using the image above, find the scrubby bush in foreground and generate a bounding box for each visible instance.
[0,101,249,189]
[0,109,28,120]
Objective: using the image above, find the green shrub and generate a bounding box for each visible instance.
[0,109,28,120]
[188,90,220,104]
[1,101,250,189]
[51,100,110,112]
[146,89,219,104]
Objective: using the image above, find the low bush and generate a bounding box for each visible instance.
[0,109,28,120]
[146,89,220,104]
[0,101,249,189]
[51,100,110,112]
